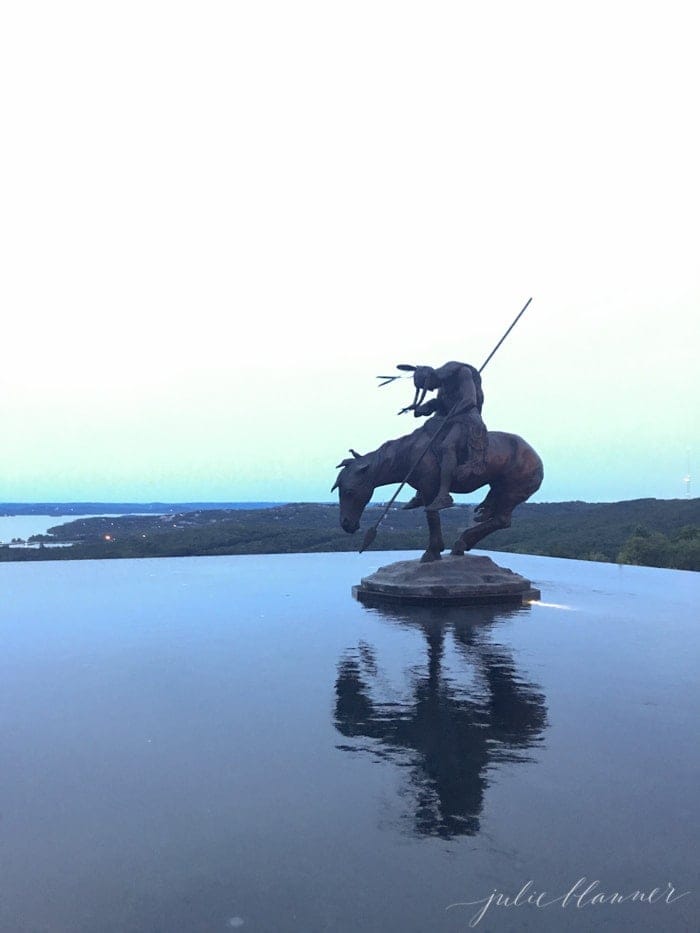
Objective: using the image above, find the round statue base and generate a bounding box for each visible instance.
[353,554,540,607]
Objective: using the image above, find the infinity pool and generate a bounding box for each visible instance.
[2,551,698,931]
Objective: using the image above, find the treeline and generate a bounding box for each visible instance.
[1,499,698,570]
[474,498,700,566]
[617,525,699,571]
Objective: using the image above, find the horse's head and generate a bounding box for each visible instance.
[331,449,375,534]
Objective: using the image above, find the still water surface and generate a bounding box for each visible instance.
[1,551,698,932]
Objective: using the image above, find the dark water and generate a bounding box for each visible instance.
[1,551,698,932]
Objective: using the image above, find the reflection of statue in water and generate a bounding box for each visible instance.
[333,359,543,561]
[334,604,547,839]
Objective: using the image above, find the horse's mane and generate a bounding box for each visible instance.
[367,419,442,471]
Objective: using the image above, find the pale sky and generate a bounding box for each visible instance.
[2,1,698,503]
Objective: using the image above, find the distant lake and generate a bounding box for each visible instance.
[1,550,697,931]
[0,505,287,545]
[0,515,148,545]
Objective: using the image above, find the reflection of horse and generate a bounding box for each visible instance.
[334,603,548,838]
[333,419,544,561]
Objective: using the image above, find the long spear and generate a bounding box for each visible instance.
[359,297,533,553]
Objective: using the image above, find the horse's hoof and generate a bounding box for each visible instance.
[420,551,442,563]
[450,547,465,557]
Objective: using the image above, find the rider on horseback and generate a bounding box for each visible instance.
[401,361,488,511]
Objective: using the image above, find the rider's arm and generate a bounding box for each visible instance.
[454,367,478,409]
[413,398,440,417]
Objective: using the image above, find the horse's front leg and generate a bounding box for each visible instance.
[421,509,445,562]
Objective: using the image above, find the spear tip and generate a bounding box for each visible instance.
[359,526,378,553]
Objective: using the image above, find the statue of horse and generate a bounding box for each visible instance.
[332,418,543,562]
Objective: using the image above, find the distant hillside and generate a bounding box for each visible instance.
[2,498,698,570]
[477,498,700,561]
[0,502,284,516]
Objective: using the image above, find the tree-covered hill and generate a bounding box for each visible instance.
[482,498,700,562]
[2,498,698,569]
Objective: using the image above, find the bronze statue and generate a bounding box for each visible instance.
[333,359,543,562]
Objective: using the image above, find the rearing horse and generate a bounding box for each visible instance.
[333,418,543,562]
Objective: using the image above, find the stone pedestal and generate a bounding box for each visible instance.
[353,554,540,606]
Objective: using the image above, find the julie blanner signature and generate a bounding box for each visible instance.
[446,878,691,927]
